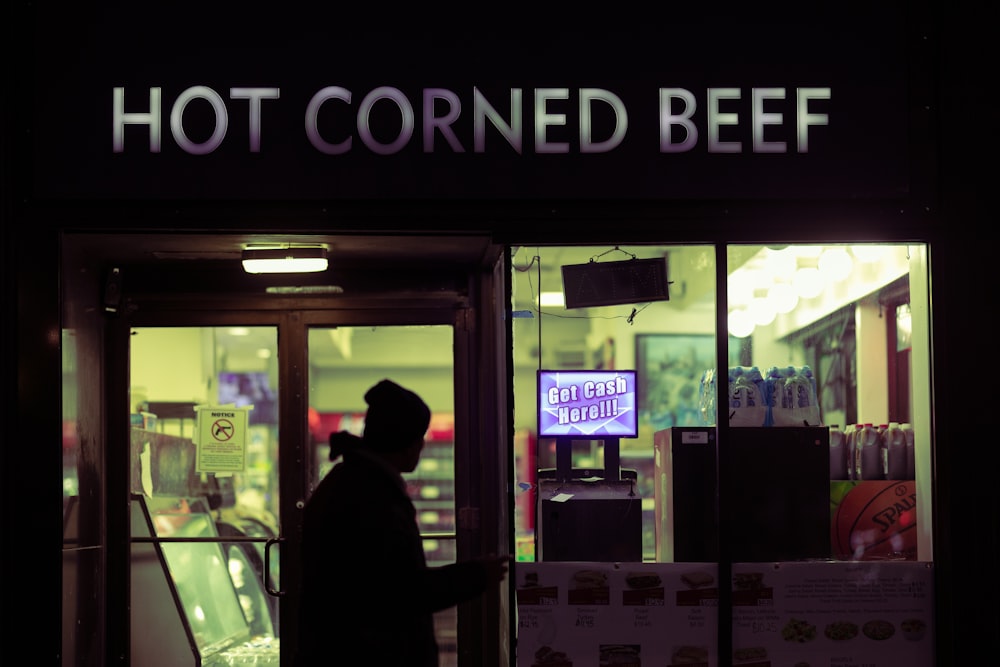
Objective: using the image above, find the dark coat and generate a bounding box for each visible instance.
[294,447,488,666]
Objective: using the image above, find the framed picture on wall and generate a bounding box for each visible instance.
[636,334,744,431]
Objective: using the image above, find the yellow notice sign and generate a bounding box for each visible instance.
[194,405,252,473]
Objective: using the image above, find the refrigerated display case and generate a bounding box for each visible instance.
[128,424,279,667]
[131,494,279,666]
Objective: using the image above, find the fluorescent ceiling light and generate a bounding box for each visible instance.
[539,291,565,307]
[242,246,328,274]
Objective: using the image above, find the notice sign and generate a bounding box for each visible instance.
[194,405,251,473]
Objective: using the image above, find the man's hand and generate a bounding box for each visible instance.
[480,554,514,584]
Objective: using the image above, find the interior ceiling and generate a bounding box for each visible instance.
[63,232,499,270]
[75,237,697,371]
[63,233,673,275]
[63,231,691,317]
[61,232,509,304]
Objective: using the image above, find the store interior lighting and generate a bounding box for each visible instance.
[727,244,902,339]
[539,291,566,308]
[242,246,329,274]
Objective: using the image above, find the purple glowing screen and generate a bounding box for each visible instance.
[537,369,638,438]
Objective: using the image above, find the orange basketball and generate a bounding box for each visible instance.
[831,480,917,560]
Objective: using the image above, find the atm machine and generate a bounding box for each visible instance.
[534,369,643,562]
[536,437,643,561]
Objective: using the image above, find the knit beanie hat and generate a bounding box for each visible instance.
[362,379,431,451]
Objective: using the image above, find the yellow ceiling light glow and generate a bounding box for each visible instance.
[538,291,566,307]
[242,246,328,274]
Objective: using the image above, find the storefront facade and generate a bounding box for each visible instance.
[3,4,995,666]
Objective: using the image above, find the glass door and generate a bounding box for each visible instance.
[305,324,458,663]
[59,231,504,666]
[128,325,282,666]
[123,318,468,666]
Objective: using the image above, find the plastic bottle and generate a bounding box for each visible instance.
[748,366,772,426]
[728,366,743,404]
[729,366,769,427]
[699,368,717,425]
[781,366,796,408]
[885,422,907,480]
[829,424,848,480]
[877,424,890,477]
[858,423,884,480]
[767,366,785,406]
[845,423,859,480]
[800,365,818,405]
[901,423,915,479]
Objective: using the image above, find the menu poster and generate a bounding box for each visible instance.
[516,563,718,667]
[731,561,933,667]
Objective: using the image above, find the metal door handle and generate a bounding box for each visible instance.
[264,537,284,597]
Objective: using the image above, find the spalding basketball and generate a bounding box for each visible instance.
[831,480,917,560]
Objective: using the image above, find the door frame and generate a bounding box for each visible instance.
[111,288,507,665]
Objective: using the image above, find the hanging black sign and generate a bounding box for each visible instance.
[561,257,671,309]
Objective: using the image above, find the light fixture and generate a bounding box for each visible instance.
[242,246,328,274]
[768,282,799,314]
[748,293,777,326]
[818,247,853,282]
[793,266,824,299]
[850,244,888,263]
[728,308,755,338]
[538,291,566,308]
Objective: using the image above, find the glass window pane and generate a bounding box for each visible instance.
[129,326,281,664]
[723,243,935,667]
[306,325,456,536]
[512,245,717,564]
[306,325,458,662]
[725,243,931,564]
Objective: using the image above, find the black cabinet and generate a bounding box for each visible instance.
[658,426,831,563]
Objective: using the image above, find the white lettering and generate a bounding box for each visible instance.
[423,88,464,152]
[659,88,698,153]
[357,86,414,155]
[580,88,628,153]
[582,376,628,399]
[535,88,569,154]
[662,86,828,154]
[707,87,741,153]
[305,86,352,154]
[171,86,228,155]
[797,87,831,152]
[752,87,786,153]
[112,87,162,152]
[547,385,579,405]
[473,87,522,153]
[110,85,831,156]
[230,87,280,152]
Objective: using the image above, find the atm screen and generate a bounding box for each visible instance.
[537,369,638,438]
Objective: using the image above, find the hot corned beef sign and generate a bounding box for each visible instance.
[111,85,832,157]
[31,10,914,201]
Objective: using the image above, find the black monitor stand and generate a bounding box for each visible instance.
[554,436,621,481]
